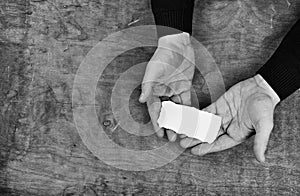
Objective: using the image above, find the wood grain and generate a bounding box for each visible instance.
[0,0,300,195]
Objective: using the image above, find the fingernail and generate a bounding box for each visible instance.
[139,93,145,102]
[170,135,176,142]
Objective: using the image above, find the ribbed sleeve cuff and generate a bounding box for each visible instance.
[151,0,194,38]
[257,56,300,100]
[257,19,300,100]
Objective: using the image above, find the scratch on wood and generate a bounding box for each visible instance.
[270,4,276,29]
[286,0,291,8]
[128,19,140,26]
[111,122,120,133]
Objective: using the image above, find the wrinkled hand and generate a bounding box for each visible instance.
[180,75,280,162]
[139,33,195,141]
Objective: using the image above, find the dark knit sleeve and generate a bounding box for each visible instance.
[151,0,195,38]
[258,19,300,100]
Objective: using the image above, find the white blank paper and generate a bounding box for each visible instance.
[157,101,222,144]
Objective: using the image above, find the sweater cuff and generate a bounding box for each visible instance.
[256,74,280,104]
[151,0,194,38]
[257,57,300,100]
[257,19,300,100]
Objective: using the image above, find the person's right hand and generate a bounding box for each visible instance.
[139,32,195,141]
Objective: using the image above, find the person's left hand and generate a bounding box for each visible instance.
[180,74,280,162]
[139,33,195,142]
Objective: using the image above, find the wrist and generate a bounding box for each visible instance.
[254,74,281,105]
[157,33,192,62]
[158,32,191,50]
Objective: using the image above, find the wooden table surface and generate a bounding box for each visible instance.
[1,0,300,195]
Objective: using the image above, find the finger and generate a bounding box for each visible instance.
[139,62,164,103]
[146,96,164,138]
[179,134,187,138]
[166,129,177,142]
[170,90,191,106]
[139,82,154,103]
[180,137,202,148]
[253,118,274,162]
[156,128,164,138]
[170,95,181,104]
[191,134,240,156]
[180,90,191,106]
[202,102,217,114]
[250,97,274,162]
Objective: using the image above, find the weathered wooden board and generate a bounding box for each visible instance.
[1,0,300,195]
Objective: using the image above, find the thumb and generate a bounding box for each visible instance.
[139,82,154,103]
[139,61,164,103]
[253,117,274,162]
